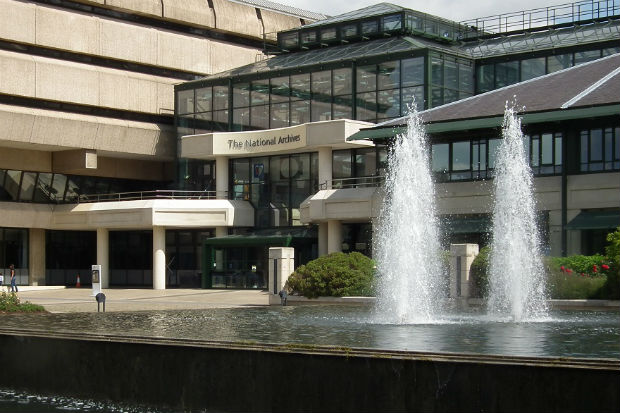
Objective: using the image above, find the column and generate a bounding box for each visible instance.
[327,220,343,254]
[215,156,229,199]
[449,243,479,298]
[28,228,46,286]
[318,222,328,257]
[97,228,109,288]
[153,226,166,290]
[318,147,332,189]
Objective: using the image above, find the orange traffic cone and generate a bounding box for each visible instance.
[76,274,81,288]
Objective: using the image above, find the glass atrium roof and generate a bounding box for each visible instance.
[460,19,620,58]
[183,36,463,85]
[230,0,328,21]
[300,3,408,28]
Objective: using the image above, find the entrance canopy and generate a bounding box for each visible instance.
[566,210,620,230]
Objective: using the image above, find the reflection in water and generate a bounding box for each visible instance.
[0,306,618,359]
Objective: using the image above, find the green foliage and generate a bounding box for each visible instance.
[545,258,607,299]
[602,228,620,299]
[0,292,46,313]
[470,246,491,298]
[548,254,610,276]
[285,252,375,298]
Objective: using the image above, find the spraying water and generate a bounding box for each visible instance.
[487,106,548,321]
[374,106,445,324]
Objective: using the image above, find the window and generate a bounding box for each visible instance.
[280,32,298,49]
[361,20,378,35]
[341,24,358,38]
[177,89,194,114]
[320,28,337,42]
[521,57,545,81]
[529,132,562,175]
[495,61,519,88]
[382,14,402,31]
[301,31,317,45]
[581,127,620,172]
[547,53,573,73]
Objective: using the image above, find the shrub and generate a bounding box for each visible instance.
[0,292,46,313]
[470,246,491,298]
[285,252,375,298]
[601,227,620,299]
[545,259,607,299]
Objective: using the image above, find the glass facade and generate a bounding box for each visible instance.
[231,153,319,227]
[476,46,620,93]
[0,169,161,203]
[431,133,564,182]
[580,126,620,172]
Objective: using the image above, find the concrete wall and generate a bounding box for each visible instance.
[0,50,176,115]
[0,0,305,75]
[0,331,617,412]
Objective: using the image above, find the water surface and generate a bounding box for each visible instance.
[2,305,618,359]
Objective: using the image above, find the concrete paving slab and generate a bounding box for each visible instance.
[15,287,270,313]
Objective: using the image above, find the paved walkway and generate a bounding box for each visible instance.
[14,287,270,313]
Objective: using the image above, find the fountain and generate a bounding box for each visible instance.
[488,106,548,321]
[373,104,445,324]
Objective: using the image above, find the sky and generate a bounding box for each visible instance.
[275,0,560,22]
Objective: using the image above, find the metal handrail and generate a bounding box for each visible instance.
[76,190,228,203]
[319,176,385,190]
[459,0,619,39]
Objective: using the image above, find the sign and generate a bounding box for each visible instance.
[212,124,307,155]
[91,264,102,296]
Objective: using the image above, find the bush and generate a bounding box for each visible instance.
[0,292,46,313]
[545,259,607,299]
[285,252,375,298]
[470,246,491,298]
[601,227,620,299]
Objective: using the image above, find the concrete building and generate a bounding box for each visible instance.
[0,0,323,287]
[1,0,618,289]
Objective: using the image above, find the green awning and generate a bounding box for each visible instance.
[204,234,293,247]
[566,210,620,230]
[440,215,491,234]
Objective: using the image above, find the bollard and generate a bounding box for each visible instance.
[95,292,106,312]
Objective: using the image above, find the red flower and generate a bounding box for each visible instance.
[566,269,572,273]
[602,264,610,270]
[560,265,565,272]
[593,265,598,273]
[581,273,585,277]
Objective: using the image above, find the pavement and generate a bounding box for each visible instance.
[13,286,270,313]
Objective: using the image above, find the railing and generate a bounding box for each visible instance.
[459,0,619,39]
[319,176,385,190]
[76,190,228,203]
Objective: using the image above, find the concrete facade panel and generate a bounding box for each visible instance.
[157,31,212,75]
[0,147,51,173]
[161,0,215,29]
[209,41,265,76]
[212,0,262,38]
[0,0,35,44]
[35,59,100,106]
[0,202,53,229]
[260,9,302,35]
[104,0,163,17]
[0,52,36,96]
[35,6,100,56]
[99,19,158,66]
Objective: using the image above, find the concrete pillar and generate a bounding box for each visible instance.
[268,247,295,304]
[153,226,166,290]
[449,243,479,299]
[97,228,109,289]
[318,147,332,189]
[28,228,46,286]
[327,220,343,254]
[215,156,229,199]
[318,222,328,257]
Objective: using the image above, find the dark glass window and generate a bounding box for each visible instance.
[547,53,573,73]
[476,64,494,93]
[271,76,290,103]
[320,28,337,42]
[382,14,402,31]
[177,89,194,114]
[521,57,545,81]
[333,68,352,95]
[332,150,352,180]
[528,132,562,175]
[495,61,519,88]
[361,20,378,35]
[281,32,298,49]
[196,87,213,112]
[341,24,358,38]
[232,83,249,108]
[580,127,620,172]
[301,31,317,44]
